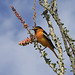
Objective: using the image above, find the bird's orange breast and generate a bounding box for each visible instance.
[36,32,50,47]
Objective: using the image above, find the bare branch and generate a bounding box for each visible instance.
[36,42,60,74]
[32,0,36,26]
[40,0,65,75]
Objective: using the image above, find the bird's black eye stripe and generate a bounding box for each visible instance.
[33,29,38,34]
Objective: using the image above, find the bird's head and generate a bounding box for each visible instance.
[32,26,43,34]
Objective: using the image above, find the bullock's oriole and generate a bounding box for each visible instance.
[32,26,58,58]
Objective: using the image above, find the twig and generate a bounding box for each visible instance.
[18,36,35,46]
[32,0,36,26]
[10,5,29,30]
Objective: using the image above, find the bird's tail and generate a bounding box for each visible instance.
[49,46,58,58]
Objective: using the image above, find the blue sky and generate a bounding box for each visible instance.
[0,0,75,75]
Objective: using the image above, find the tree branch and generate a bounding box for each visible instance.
[40,0,65,75]
[39,0,75,74]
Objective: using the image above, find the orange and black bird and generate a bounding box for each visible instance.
[32,26,58,58]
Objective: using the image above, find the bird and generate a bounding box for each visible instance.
[32,26,58,58]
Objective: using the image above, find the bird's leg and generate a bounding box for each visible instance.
[40,47,47,51]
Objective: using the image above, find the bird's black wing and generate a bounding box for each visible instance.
[43,30,55,49]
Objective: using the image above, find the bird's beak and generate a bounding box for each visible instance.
[32,28,37,31]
